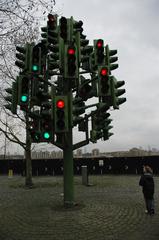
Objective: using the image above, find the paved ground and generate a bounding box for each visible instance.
[0,175,158,240]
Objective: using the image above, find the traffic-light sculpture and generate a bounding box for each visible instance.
[11,15,126,145]
[8,14,127,207]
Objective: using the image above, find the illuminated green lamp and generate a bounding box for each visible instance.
[21,94,28,103]
[43,132,50,140]
[32,65,39,72]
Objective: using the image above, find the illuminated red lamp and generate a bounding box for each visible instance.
[100,68,108,76]
[68,48,75,55]
[56,100,65,109]
[97,39,103,48]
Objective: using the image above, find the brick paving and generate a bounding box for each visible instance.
[0,175,158,240]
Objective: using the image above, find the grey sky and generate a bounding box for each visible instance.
[51,0,159,152]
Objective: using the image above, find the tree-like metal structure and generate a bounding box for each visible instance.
[5,14,126,207]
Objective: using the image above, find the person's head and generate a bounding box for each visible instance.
[143,165,153,174]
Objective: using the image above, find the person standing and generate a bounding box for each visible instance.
[139,165,155,215]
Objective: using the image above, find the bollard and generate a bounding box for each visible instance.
[81,165,88,185]
[8,169,13,178]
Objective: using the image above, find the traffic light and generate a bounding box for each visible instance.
[94,39,105,66]
[31,76,47,107]
[78,76,94,101]
[59,16,68,42]
[18,75,29,110]
[41,26,48,45]
[72,97,85,126]
[15,44,30,71]
[41,119,52,141]
[102,112,113,140]
[41,14,58,47]
[40,101,53,142]
[4,81,18,114]
[28,119,41,143]
[90,114,103,143]
[98,66,110,97]
[31,44,41,74]
[110,76,126,109]
[66,45,78,78]
[72,18,90,65]
[54,96,68,133]
[105,45,118,74]
[47,14,58,45]
[47,45,60,77]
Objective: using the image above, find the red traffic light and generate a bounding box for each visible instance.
[68,48,75,55]
[56,100,65,109]
[97,39,103,48]
[100,68,108,76]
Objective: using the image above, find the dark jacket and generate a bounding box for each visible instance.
[139,173,154,199]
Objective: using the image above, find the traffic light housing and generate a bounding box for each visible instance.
[31,45,41,74]
[64,45,78,85]
[59,16,68,42]
[78,75,95,101]
[90,110,113,142]
[54,96,69,133]
[94,39,105,66]
[4,81,18,114]
[28,119,41,143]
[18,75,29,110]
[38,101,53,142]
[47,44,60,77]
[90,114,103,143]
[15,44,30,72]
[110,76,126,109]
[72,97,85,126]
[105,45,118,74]
[41,119,52,142]
[98,66,110,97]
[66,45,78,78]
[47,14,58,45]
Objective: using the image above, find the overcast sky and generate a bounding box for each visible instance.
[49,0,159,153]
[7,0,159,154]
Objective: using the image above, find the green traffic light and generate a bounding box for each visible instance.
[32,65,39,72]
[21,95,28,103]
[43,132,50,139]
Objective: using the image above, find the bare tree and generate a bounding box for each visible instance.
[0,0,56,187]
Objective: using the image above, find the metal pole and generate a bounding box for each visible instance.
[63,128,74,207]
